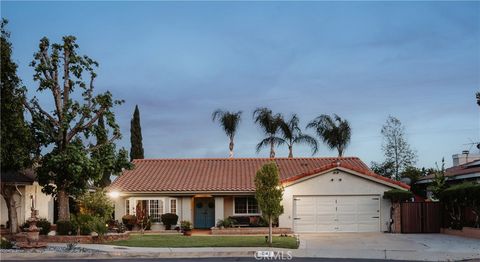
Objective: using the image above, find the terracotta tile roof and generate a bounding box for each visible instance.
[109,157,409,192]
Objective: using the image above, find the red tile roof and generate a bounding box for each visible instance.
[420,160,480,180]
[109,157,409,192]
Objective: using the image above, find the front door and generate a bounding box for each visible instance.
[194,198,215,229]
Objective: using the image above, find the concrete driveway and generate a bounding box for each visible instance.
[296,233,480,261]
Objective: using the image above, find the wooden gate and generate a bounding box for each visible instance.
[401,202,441,233]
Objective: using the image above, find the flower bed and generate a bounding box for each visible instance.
[211,227,292,235]
[15,232,129,243]
[441,227,480,239]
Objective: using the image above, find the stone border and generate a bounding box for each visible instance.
[15,232,130,243]
[441,227,480,239]
[211,227,292,235]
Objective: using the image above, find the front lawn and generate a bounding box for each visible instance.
[109,234,298,249]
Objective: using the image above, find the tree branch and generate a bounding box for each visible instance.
[66,107,106,142]
[24,100,59,126]
[87,132,121,152]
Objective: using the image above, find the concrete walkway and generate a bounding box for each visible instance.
[2,233,480,261]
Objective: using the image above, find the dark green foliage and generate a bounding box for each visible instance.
[77,190,114,222]
[122,214,137,230]
[383,189,413,202]
[429,159,448,200]
[1,19,35,173]
[71,214,107,236]
[439,182,480,229]
[307,114,351,157]
[37,218,51,235]
[371,161,395,178]
[161,213,179,230]
[56,220,74,235]
[92,116,132,188]
[180,220,192,231]
[255,162,284,245]
[216,217,235,228]
[130,105,144,161]
[0,237,13,249]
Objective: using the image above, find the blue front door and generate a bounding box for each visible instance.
[194,198,215,229]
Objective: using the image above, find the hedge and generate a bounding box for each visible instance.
[383,189,413,202]
[439,182,480,229]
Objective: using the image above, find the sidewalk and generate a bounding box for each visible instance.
[2,233,480,261]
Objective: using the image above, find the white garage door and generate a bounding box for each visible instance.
[293,195,380,233]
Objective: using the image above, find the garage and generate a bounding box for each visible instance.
[293,195,381,233]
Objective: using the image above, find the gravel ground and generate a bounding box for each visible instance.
[0,246,104,253]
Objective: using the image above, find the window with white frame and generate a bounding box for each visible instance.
[125,199,130,215]
[149,199,164,222]
[234,196,259,215]
[170,199,177,214]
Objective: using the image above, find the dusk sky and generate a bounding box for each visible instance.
[2,1,479,168]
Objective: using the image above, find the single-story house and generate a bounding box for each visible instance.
[0,170,55,228]
[108,157,409,233]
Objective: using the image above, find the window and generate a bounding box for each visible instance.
[234,197,259,215]
[148,199,164,222]
[170,199,177,214]
[125,199,130,215]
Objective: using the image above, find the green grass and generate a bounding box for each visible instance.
[109,234,298,249]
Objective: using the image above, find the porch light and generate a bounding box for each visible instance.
[108,191,120,198]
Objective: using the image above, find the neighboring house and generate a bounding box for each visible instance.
[416,153,480,197]
[0,170,55,227]
[108,157,409,233]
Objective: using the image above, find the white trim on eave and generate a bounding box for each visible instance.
[282,167,407,190]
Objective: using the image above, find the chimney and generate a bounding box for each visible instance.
[452,151,480,166]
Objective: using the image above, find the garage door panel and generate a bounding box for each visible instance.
[294,195,380,233]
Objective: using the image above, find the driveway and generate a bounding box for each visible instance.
[296,233,480,261]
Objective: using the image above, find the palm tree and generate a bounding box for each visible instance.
[307,114,351,157]
[279,114,318,158]
[212,109,242,158]
[253,107,284,158]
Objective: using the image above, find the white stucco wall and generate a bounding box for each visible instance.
[279,169,395,232]
[181,197,192,222]
[214,196,224,225]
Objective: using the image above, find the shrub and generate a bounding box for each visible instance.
[122,214,137,230]
[72,214,109,236]
[0,237,13,249]
[56,220,74,235]
[161,213,179,230]
[37,218,51,235]
[383,189,413,202]
[216,217,235,228]
[440,182,480,229]
[77,190,114,222]
[180,220,192,231]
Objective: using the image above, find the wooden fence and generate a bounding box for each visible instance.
[401,202,441,233]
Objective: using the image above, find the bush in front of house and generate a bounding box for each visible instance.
[0,237,13,249]
[72,214,108,236]
[122,214,137,230]
[161,213,179,230]
[37,218,51,235]
[383,189,413,202]
[216,217,235,228]
[439,182,480,229]
[56,220,74,235]
[180,220,192,231]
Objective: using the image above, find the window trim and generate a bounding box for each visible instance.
[169,198,178,214]
[233,196,261,216]
[127,197,166,217]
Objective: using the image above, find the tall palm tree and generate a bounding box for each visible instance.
[307,114,351,157]
[279,114,318,158]
[253,107,284,158]
[212,109,242,158]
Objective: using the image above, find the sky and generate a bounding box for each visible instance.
[2,1,479,168]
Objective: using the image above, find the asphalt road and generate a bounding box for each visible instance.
[2,258,420,262]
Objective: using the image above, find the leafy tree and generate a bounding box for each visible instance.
[370,161,395,179]
[0,19,35,233]
[91,115,131,188]
[278,114,318,158]
[77,189,114,222]
[254,162,284,245]
[253,108,284,158]
[211,109,242,158]
[130,105,144,161]
[25,35,125,221]
[429,158,448,200]
[379,116,417,180]
[307,114,351,157]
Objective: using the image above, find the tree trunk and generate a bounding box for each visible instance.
[338,147,343,157]
[57,189,70,221]
[229,139,234,158]
[270,140,275,158]
[288,145,293,158]
[268,216,273,246]
[1,185,19,233]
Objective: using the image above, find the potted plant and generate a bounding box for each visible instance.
[180,220,192,236]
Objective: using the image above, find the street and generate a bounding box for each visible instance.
[2,258,418,262]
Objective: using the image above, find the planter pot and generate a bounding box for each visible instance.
[183,230,192,236]
[150,223,164,231]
